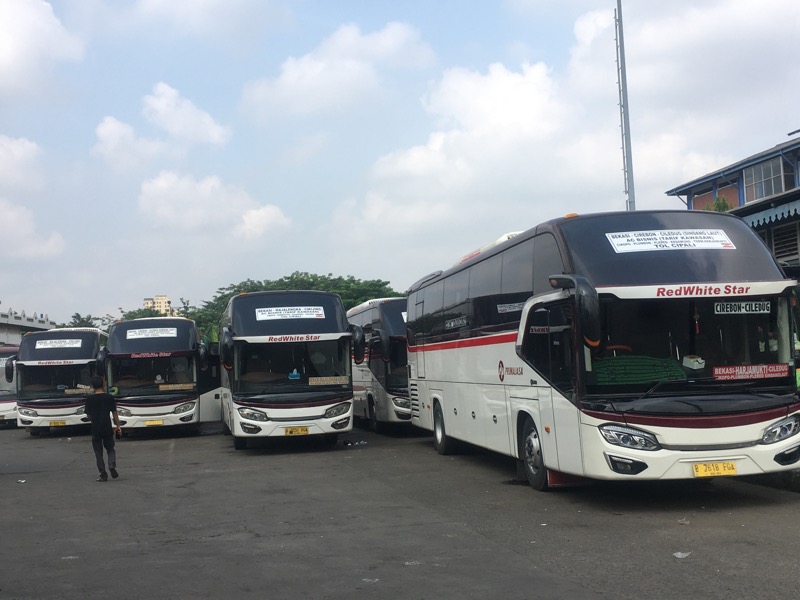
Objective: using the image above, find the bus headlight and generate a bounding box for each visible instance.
[117,407,132,417]
[324,402,351,419]
[238,407,269,422]
[599,424,661,451]
[762,415,800,444]
[18,407,38,417]
[173,402,196,414]
[392,397,411,409]
[75,406,85,415]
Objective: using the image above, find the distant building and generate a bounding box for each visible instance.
[666,137,800,266]
[143,295,173,316]
[0,308,56,345]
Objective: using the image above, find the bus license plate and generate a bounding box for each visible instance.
[284,427,309,436]
[49,420,66,427]
[144,419,164,426]
[692,461,737,478]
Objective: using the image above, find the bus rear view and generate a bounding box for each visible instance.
[219,291,364,450]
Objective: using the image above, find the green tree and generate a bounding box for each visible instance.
[703,196,732,212]
[63,313,101,328]
[121,307,164,320]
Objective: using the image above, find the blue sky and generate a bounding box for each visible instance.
[2,0,799,324]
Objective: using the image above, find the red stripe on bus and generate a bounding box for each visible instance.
[583,403,800,429]
[407,332,517,352]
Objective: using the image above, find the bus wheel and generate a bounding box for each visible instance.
[520,417,548,491]
[433,402,456,455]
[368,401,384,434]
[233,437,247,450]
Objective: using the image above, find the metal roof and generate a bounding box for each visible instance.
[665,137,800,196]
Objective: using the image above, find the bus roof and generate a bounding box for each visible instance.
[408,210,787,292]
[107,317,199,355]
[346,297,405,317]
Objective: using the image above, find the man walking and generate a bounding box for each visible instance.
[85,375,122,482]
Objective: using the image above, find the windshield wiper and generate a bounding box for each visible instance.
[638,378,687,400]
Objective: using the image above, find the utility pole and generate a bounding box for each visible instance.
[615,0,636,211]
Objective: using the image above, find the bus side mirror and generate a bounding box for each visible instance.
[350,324,365,364]
[95,348,107,378]
[4,355,16,383]
[373,328,391,363]
[220,328,234,370]
[198,344,208,371]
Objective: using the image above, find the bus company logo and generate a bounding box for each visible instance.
[498,361,523,382]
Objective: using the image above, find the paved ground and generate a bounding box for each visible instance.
[2,421,800,600]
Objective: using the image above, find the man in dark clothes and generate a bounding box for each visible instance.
[85,375,122,482]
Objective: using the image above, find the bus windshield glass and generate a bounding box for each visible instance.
[234,339,351,394]
[585,295,795,406]
[17,363,93,401]
[109,355,196,395]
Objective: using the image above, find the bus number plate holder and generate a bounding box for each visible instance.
[692,461,737,477]
[144,419,164,426]
[49,420,66,427]
[284,426,309,436]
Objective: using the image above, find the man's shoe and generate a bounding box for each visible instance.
[97,474,108,482]
[110,468,118,479]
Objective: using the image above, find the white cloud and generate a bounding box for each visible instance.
[234,206,292,239]
[0,135,44,192]
[138,171,291,237]
[0,0,83,97]
[92,116,171,171]
[0,199,64,259]
[93,84,228,170]
[242,22,434,121]
[143,82,231,145]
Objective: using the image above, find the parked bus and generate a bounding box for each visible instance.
[6,328,107,436]
[407,210,800,490]
[347,297,410,432]
[0,344,19,427]
[101,317,221,431]
[219,290,364,450]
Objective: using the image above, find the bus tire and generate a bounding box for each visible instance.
[368,400,384,434]
[520,417,548,491]
[433,401,456,455]
[233,437,247,450]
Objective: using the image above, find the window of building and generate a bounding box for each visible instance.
[744,157,795,203]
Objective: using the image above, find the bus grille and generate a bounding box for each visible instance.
[410,383,420,418]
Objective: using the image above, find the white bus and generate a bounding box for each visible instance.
[347,297,410,432]
[7,328,107,436]
[219,290,365,450]
[0,344,19,427]
[407,210,800,490]
[101,317,221,432]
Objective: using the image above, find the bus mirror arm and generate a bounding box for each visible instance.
[95,348,107,379]
[350,324,366,364]
[220,328,234,370]
[373,328,391,363]
[4,355,15,383]
[548,274,600,348]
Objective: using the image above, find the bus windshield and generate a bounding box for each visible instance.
[584,295,796,409]
[109,355,196,396]
[234,339,351,394]
[17,364,93,401]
